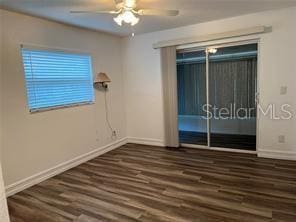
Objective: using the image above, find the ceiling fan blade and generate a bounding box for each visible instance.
[70,10,119,14]
[137,9,179,16]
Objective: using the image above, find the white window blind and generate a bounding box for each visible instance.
[21,47,94,112]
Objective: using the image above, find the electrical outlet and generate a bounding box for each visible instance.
[278,135,285,143]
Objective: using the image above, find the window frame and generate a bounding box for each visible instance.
[20,44,95,113]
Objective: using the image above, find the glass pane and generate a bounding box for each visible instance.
[208,43,257,150]
[177,49,208,146]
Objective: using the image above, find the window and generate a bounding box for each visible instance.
[21,47,94,112]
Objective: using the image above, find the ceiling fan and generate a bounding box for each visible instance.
[70,0,179,27]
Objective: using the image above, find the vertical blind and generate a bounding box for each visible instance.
[177,57,257,117]
[21,47,94,112]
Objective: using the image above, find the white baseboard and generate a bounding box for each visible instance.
[257,149,296,161]
[5,138,128,197]
[127,137,165,147]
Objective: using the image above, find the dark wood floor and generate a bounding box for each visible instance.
[179,131,256,150]
[8,144,296,222]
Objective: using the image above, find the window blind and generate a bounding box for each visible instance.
[21,47,94,112]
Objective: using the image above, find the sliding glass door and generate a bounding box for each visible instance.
[209,44,257,150]
[177,49,208,146]
[177,42,257,151]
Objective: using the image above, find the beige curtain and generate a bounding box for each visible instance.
[161,46,179,147]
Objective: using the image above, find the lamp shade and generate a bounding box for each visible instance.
[94,72,111,84]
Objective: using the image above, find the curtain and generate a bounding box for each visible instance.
[210,58,257,117]
[177,62,207,116]
[161,46,179,147]
[177,58,257,117]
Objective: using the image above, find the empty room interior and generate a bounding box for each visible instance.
[1,0,296,221]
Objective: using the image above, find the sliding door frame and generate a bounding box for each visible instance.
[205,48,211,147]
[177,38,260,153]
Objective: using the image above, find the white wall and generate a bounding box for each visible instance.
[0,9,126,188]
[122,33,165,145]
[122,7,296,159]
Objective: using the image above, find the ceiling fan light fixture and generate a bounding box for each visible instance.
[113,9,140,26]
[130,16,139,26]
[114,14,123,26]
[121,10,135,23]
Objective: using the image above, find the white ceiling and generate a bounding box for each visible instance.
[1,0,296,36]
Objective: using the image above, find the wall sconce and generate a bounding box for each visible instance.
[94,72,111,89]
